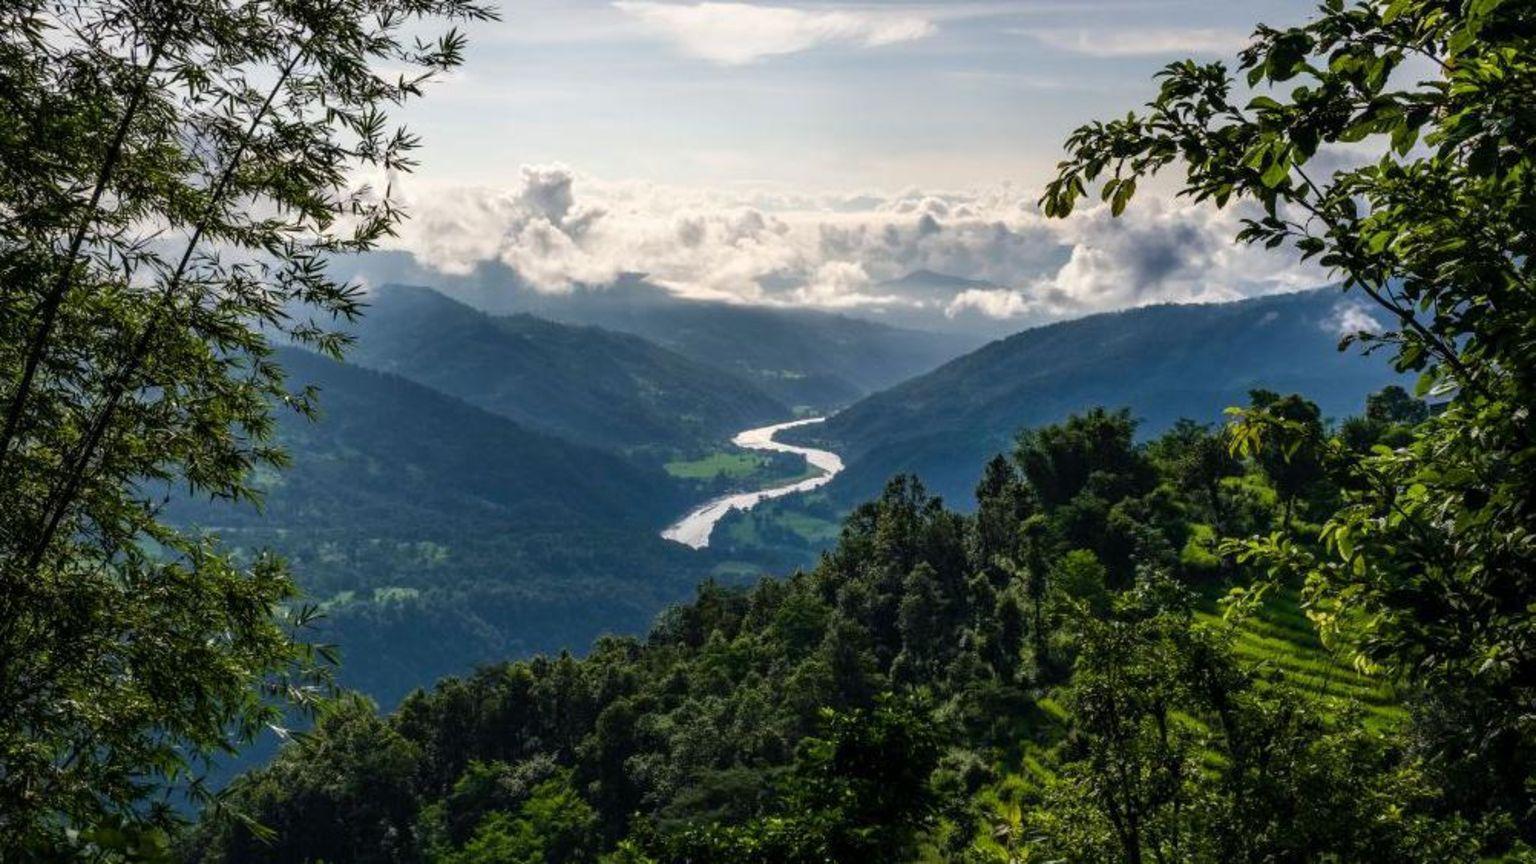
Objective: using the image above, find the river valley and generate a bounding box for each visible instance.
[661,417,844,549]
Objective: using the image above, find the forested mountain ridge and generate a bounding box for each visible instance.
[175,346,680,531]
[171,347,711,704]
[345,284,789,454]
[787,288,1399,508]
[341,255,981,410]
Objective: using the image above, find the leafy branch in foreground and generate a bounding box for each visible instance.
[1044,0,1535,839]
[0,0,493,854]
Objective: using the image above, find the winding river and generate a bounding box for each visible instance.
[661,417,844,549]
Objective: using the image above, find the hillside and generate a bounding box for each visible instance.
[549,279,985,410]
[346,285,788,455]
[789,289,1399,507]
[171,348,712,704]
[339,254,980,409]
[191,401,1429,864]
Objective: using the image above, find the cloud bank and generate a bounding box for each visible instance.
[614,1,935,64]
[387,165,1325,327]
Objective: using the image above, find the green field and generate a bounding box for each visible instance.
[664,451,771,480]
[720,495,843,549]
[1197,588,1405,730]
[665,449,823,492]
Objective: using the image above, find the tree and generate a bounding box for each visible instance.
[187,695,424,864]
[1014,408,1154,512]
[0,0,492,851]
[1145,419,1242,534]
[1365,384,1429,426]
[645,698,942,864]
[432,770,598,864]
[1034,577,1477,864]
[1039,578,1203,864]
[1244,390,1328,527]
[1043,0,1536,842]
[1342,385,1427,451]
[972,454,1034,578]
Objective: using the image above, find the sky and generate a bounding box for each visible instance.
[373,0,1343,330]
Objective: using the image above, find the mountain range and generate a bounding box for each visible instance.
[177,278,1399,709]
[345,285,787,455]
[339,252,982,409]
[784,288,1399,508]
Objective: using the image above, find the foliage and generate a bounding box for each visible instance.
[1043,0,1536,845]
[427,769,598,864]
[192,390,1479,862]
[0,0,490,852]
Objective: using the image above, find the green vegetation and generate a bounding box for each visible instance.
[347,286,788,455]
[190,393,1471,863]
[715,494,845,568]
[788,288,1401,508]
[0,0,490,855]
[170,348,712,705]
[1041,0,1536,847]
[1194,588,1406,732]
[665,452,771,480]
[664,450,817,497]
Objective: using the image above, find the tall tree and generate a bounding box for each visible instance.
[1043,0,1536,840]
[1244,390,1328,527]
[0,0,492,853]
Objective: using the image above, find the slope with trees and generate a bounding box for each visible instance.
[788,288,1399,507]
[345,285,789,455]
[168,347,712,704]
[189,393,1462,863]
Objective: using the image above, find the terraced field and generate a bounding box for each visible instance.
[1197,588,1405,731]
[965,585,1407,858]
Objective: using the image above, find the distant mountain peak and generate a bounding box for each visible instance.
[882,269,999,290]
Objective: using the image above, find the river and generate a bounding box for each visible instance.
[661,417,844,549]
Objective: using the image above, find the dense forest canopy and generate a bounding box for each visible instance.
[187,392,1484,863]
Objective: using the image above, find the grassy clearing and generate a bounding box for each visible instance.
[771,508,842,543]
[664,452,768,480]
[666,450,823,491]
[1197,587,1406,730]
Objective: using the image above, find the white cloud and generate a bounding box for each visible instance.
[613,1,935,65]
[385,166,1324,321]
[946,288,1030,320]
[1023,27,1248,57]
[1024,197,1323,315]
[1324,302,1382,337]
[786,261,892,308]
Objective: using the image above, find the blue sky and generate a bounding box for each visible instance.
[406,0,1305,190]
